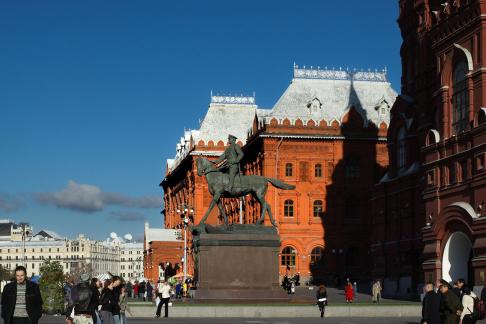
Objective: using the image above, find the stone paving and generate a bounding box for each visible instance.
[42,316,422,324]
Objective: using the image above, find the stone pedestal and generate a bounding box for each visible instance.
[194,226,288,302]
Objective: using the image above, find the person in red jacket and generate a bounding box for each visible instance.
[344,281,354,303]
[133,281,139,300]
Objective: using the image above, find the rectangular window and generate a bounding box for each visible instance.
[460,160,468,181]
[476,153,485,171]
[427,170,435,186]
[285,163,293,177]
[449,164,457,184]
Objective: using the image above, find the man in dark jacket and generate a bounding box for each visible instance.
[440,280,463,324]
[422,282,441,324]
[1,265,43,324]
[66,274,98,324]
[111,276,122,324]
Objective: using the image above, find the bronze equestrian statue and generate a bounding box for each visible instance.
[195,155,295,228]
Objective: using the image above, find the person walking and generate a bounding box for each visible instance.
[440,280,463,324]
[111,276,122,324]
[89,278,101,324]
[460,286,477,324]
[146,281,153,302]
[99,280,115,324]
[125,281,133,299]
[119,286,130,324]
[139,281,146,301]
[175,281,182,299]
[133,282,139,300]
[344,281,354,303]
[316,285,327,318]
[1,265,43,324]
[155,280,171,318]
[372,280,382,303]
[421,282,441,324]
[66,274,98,324]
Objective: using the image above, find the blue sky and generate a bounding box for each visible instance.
[0,1,402,241]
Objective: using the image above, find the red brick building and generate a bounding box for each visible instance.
[143,221,183,282]
[371,0,486,296]
[162,66,396,284]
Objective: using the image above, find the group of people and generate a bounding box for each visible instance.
[63,274,129,324]
[422,278,482,324]
[281,273,300,294]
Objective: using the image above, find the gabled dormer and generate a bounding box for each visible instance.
[375,97,390,118]
[307,97,322,115]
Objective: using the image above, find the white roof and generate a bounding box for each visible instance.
[120,242,143,249]
[165,65,398,174]
[0,240,65,247]
[196,101,257,144]
[146,228,181,243]
[35,229,64,240]
[266,67,397,127]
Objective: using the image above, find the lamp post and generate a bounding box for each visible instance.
[19,223,31,268]
[176,204,194,284]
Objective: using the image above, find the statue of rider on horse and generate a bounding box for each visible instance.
[212,134,243,193]
[193,134,296,233]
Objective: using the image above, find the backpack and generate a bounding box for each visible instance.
[70,284,93,313]
[466,295,480,322]
[476,298,486,320]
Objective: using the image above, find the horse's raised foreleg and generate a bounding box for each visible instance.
[217,201,229,226]
[198,194,220,225]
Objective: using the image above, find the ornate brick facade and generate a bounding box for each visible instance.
[162,67,396,284]
[371,0,486,296]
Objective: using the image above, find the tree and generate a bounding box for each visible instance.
[65,262,93,283]
[0,265,13,281]
[39,261,64,314]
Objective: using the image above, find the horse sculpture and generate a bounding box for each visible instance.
[195,157,295,228]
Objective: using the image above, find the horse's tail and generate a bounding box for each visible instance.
[265,177,295,190]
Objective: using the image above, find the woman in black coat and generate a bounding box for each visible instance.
[99,280,115,324]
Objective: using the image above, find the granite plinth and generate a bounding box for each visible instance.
[194,229,288,302]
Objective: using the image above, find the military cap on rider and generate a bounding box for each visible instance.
[228,134,237,141]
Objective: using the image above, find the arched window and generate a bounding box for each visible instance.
[315,164,322,177]
[310,247,324,265]
[313,200,323,217]
[285,163,293,177]
[281,247,296,267]
[452,61,469,134]
[397,128,407,173]
[284,199,294,217]
[344,155,360,179]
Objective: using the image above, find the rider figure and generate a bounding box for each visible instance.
[213,134,244,192]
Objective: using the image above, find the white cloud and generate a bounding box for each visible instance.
[35,180,162,213]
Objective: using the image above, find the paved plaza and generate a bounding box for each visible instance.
[41,317,422,324]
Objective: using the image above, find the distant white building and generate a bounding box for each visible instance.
[0,219,143,280]
[119,242,144,280]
